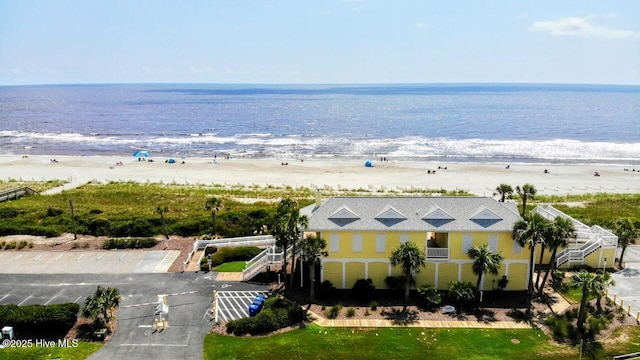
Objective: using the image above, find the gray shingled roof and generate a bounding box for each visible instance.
[304,196,522,232]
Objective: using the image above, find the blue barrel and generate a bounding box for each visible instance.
[248,304,261,317]
[253,295,266,306]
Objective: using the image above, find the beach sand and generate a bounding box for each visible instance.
[1,155,639,196]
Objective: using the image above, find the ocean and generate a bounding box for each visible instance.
[1,83,639,164]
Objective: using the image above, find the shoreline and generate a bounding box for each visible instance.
[1,154,639,196]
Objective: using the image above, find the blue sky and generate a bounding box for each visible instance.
[1,0,639,85]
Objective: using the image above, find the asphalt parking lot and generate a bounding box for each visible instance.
[215,290,269,322]
[0,273,270,360]
[0,250,180,274]
[610,245,640,317]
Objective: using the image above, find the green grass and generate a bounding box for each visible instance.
[204,325,640,360]
[214,261,246,272]
[1,340,102,360]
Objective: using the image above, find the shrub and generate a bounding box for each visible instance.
[17,240,28,250]
[88,218,111,236]
[210,246,261,267]
[545,315,571,340]
[318,280,337,299]
[346,308,356,318]
[327,304,343,319]
[0,207,19,218]
[4,241,16,250]
[46,207,64,217]
[0,241,5,249]
[226,296,304,336]
[0,303,79,338]
[364,309,370,316]
[385,276,403,290]
[103,237,157,250]
[369,301,378,311]
[352,278,375,301]
[89,209,103,214]
[417,285,442,309]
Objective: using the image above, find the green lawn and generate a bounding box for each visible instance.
[1,340,102,360]
[214,261,246,272]
[204,324,640,360]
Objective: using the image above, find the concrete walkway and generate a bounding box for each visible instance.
[215,272,244,281]
[307,311,531,329]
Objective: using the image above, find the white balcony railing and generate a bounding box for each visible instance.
[427,247,449,259]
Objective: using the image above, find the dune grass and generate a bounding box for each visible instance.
[1,341,102,360]
[203,324,640,360]
[0,179,67,192]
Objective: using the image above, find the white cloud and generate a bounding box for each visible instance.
[415,23,425,29]
[529,17,640,40]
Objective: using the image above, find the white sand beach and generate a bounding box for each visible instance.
[1,155,639,196]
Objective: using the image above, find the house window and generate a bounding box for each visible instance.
[352,234,363,253]
[462,234,473,253]
[330,234,339,252]
[488,235,498,252]
[400,234,409,244]
[376,234,386,253]
[513,240,523,254]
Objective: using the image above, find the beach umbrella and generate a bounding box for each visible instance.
[168,158,176,164]
[365,160,373,167]
[133,151,150,157]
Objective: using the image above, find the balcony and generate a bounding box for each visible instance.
[427,247,449,259]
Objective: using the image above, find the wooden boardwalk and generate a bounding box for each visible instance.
[308,311,531,329]
[0,187,37,202]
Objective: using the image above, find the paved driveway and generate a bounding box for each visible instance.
[609,245,640,317]
[0,250,180,274]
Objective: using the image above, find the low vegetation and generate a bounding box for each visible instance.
[225,296,306,336]
[0,341,102,360]
[0,303,79,339]
[102,237,157,249]
[204,324,640,360]
[200,246,262,271]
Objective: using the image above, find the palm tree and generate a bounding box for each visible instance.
[538,217,576,295]
[513,213,550,312]
[467,244,504,291]
[390,242,426,302]
[156,206,169,240]
[82,286,121,332]
[300,235,328,301]
[447,281,476,314]
[494,184,514,202]
[613,217,639,268]
[271,198,304,288]
[515,183,537,217]
[204,197,224,236]
[591,271,614,313]
[571,270,596,333]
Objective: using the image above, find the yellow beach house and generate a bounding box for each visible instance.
[303,195,617,292]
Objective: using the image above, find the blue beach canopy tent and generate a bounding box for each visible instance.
[365,160,373,167]
[168,158,176,164]
[133,150,150,157]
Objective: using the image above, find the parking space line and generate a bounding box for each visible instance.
[73,296,83,304]
[18,295,32,306]
[0,294,10,303]
[77,254,84,261]
[34,254,43,261]
[119,254,127,260]
[97,254,105,260]
[15,254,23,260]
[44,295,57,305]
[56,254,63,260]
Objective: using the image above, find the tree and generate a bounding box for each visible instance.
[300,235,328,301]
[538,217,576,295]
[204,197,224,236]
[515,183,537,217]
[271,198,304,288]
[447,281,476,314]
[467,243,504,291]
[82,286,121,332]
[570,270,596,333]
[494,184,514,202]
[390,242,426,302]
[613,217,639,268]
[156,206,169,240]
[591,271,614,313]
[513,213,550,312]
